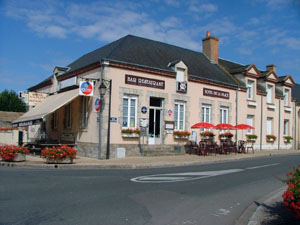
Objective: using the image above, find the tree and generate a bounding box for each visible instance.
[0,89,26,112]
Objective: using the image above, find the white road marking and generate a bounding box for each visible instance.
[131,169,243,183]
[131,163,280,183]
[246,163,280,170]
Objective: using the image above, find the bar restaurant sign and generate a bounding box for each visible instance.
[125,75,165,89]
[203,88,229,99]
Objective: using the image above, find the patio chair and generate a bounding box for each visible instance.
[205,140,218,155]
[198,141,207,156]
[188,141,200,155]
[247,141,254,154]
[238,140,246,153]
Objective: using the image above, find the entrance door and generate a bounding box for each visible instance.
[148,97,163,145]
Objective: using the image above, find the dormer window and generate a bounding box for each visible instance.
[284,89,289,106]
[267,85,273,103]
[176,68,185,82]
[247,80,254,100]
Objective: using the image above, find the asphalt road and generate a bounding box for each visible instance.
[1,154,299,225]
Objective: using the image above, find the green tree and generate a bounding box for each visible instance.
[0,89,26,112]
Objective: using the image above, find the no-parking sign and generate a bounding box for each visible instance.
[79,81,94,96]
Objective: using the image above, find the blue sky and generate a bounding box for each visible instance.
[1,0,300,93]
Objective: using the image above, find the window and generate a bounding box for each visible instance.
[284,89,289,106]
[220,107,228,124]
[80,96,89,128]
[284,119,289,136]
[247,115,254,134]
[51,111,58,130]
[267,85,273,103]
[122,96,137,128]
[64,103,72,128]
[247,80,254,100]
[176,68,185,82]
[201,105,211,123]
[267,117,272,135]
[175,102,185,130]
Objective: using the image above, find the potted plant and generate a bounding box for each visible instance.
[121,128,140,137]
[246,134,258,142]
[200,131,215,140]
[266,134,277,142]
[0,145,30,162]
[41,145,77,164]
[284,136,293,144]
[173,130,191,139]
[219,132,233,140]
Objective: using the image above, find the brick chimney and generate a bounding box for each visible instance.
[202,31,219,64]
[266,64,276,73]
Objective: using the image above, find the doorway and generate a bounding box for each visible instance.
[148,97,163,145]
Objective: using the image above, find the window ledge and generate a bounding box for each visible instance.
[247,101,257,107]
[267,104,276,110]
[284,107,292,112]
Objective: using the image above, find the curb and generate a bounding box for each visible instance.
[235,186,286,225]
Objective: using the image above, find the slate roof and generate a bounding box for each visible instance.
[63,35,238,87]
[218,59,248,74]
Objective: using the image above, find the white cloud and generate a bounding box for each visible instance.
[189,2,218,13]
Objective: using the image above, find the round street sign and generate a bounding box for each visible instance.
[80,81,93,96]
[141,106,147,114]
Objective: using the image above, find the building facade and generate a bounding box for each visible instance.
[13,33,300,158]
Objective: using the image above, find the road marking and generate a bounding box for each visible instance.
[131,163,280,183]
[246,163,280,170]
[131,169,243,183]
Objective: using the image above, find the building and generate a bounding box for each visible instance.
[13,32,300,159]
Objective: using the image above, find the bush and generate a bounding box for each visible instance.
[246,134,257,140]
[266,134,277,141]
[200,131,215,137]
[282,165,300,218]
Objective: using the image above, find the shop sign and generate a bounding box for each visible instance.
[79,81,94,96]
[176,81,187,93]
[203,88,229,99]
[59,77,77,90]
[28,92,48,106]
[125,75,165,89]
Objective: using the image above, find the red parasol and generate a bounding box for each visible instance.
[234,124,254,130]
[215,123,235,130]
[191,122,216,129]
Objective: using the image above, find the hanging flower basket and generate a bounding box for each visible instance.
[219,132,233,140]
[121,128,140,137]
[0,145,30,162]
[41,145,77,164]
[266,135,276,142]
[246,134,257,142]
[173,130,190,139]
[200,131,215,140]
[284,136,293,144]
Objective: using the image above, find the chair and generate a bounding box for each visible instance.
[238,140,246,153]
[198,141,207,156]
[226,140,237,154]
[188,141,199,155]
[247,141,254,154]
[205,140,218,155]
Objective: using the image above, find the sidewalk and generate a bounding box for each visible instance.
[1,149,299,169]
[246,188,299,225]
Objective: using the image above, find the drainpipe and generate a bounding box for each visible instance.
[235,87,239,145]
[260,94,263,151]
[278,98,281,150]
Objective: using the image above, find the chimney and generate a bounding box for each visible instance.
[202,31,219,64]
[266,64,276,73]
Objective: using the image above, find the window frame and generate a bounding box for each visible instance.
[80,96,89,129]
[122,95,138,128]
[64,103,72,129]
[247,115,254,134]
[284,89,289,106]
[174,101,186,131]
[220,107,228,124]
[284,119,289,136]
[247,80,254,100]
[267,85,273,104]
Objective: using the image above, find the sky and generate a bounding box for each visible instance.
[0,0,300,93]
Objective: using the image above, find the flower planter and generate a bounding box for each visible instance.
[1,153,26,162]
[266,138,275,142]
[45,157,73,164]
[174,135,189,139]
[247,139,256,143]
[122,133,140,138]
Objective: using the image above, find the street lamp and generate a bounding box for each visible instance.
[98,79,112,160]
